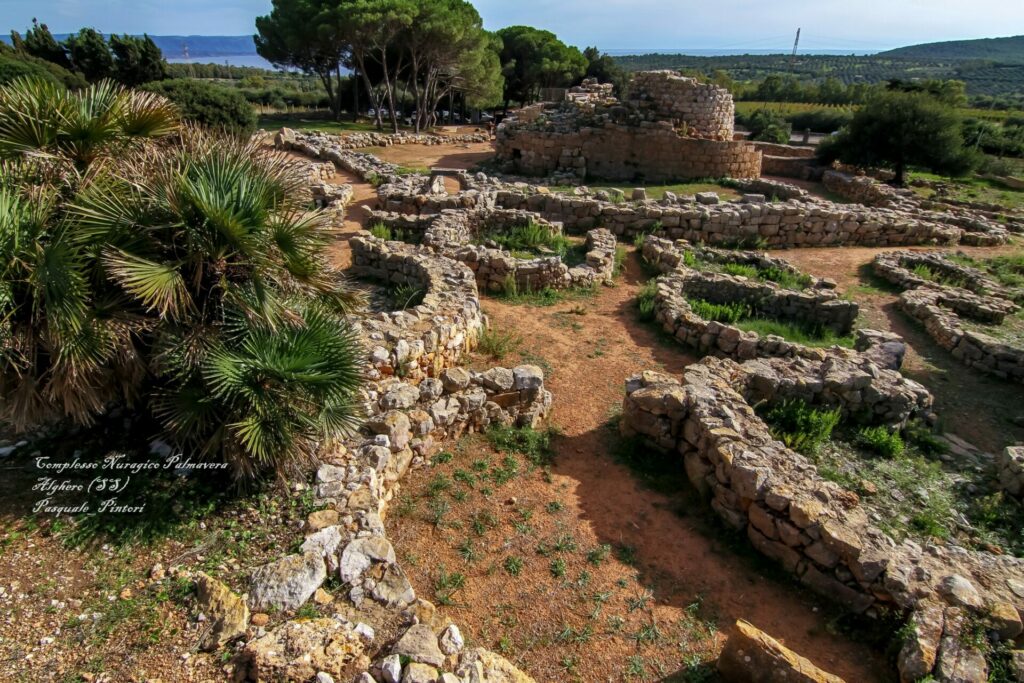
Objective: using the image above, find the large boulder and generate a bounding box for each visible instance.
[195,572,249,651]
[237,617,368,682]
[717,620,846,683]
[249,552,327,612]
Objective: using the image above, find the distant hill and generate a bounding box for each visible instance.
[879,35,1024,61]
[1,33,257,59]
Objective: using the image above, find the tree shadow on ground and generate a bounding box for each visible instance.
[546,422,897,683]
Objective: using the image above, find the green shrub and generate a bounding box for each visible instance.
[762,400,841,455]
[688,298,751,323]
[746,108,791,144]
[390,283,425,310]
[856,426,905,457]
[0,78,364,482]
[477,326,522,359]
[142,79,257,132]
[368,222,392,240]
[0,52,86,89]
[636,281,659,321]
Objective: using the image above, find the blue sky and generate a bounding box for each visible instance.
[0,1,1021,51]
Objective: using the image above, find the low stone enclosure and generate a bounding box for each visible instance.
[873,251,1024,384]
[621,358,1024,683]
[362,206,617,292]
[641,235,863,360]
[276,129,1012,250]
[197,232,555,682]
[495,70,762,181]
[824,169,1023,239]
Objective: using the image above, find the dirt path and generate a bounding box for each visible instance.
[457,254,893,681]
[768,243,1024,453]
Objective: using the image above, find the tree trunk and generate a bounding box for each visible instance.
[894,163,905,187]
[352,71,360,123]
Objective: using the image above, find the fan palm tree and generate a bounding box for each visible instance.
[0,77,368,481]
[72,128,366,479]
[0,77,176,429]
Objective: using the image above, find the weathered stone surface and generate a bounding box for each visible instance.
[301,526,345,575]
[239,618,367,682]
[401,663,439,683]
[717,620,846,682]
[392,624,445,668]
[249,552,327,612]
[340,536,396,584]
[307,509,340,531]
[455,648,537,683]
[898,601,944,683]
[439,623,464,655]
[195,572,249,651]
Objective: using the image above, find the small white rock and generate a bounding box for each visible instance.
[354,622,376,642]
[381,653,403,683]
[439,624,464,655]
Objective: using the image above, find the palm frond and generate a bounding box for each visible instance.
[104,249,192,318]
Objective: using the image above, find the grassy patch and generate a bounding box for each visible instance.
[257,113,383,134]
[486,426,557,467]
[734,318,856,348]
[719,262,813,290]
[477,326,523,360]
[636,280,659,322]
[493,277,597,307]
[482,221,572,259]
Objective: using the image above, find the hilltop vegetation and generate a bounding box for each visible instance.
[613,53,1024,107]
[879,35,1024,61]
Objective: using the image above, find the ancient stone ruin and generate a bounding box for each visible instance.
[873,251,1024,383]
[641,235,861,360]
[495,70,762,182]
[255,128,1024,683]
[362,207,617,292]
[620,360,1022,683]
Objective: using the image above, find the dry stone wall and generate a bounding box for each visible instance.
[364,207,617,292]
[872,251,1024,384]
[282,131,1009,250]
[496,70,758,181]
[350,236,485,383]
[491,189,986,247]
[233,233,550,683]
[823,171,1010,245]
[627,71,735,139]
[900,286,1024,383]
[497,124,761,182]
[620,359,1023,683]
[641,236,861,361]
[275,127,488,152]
